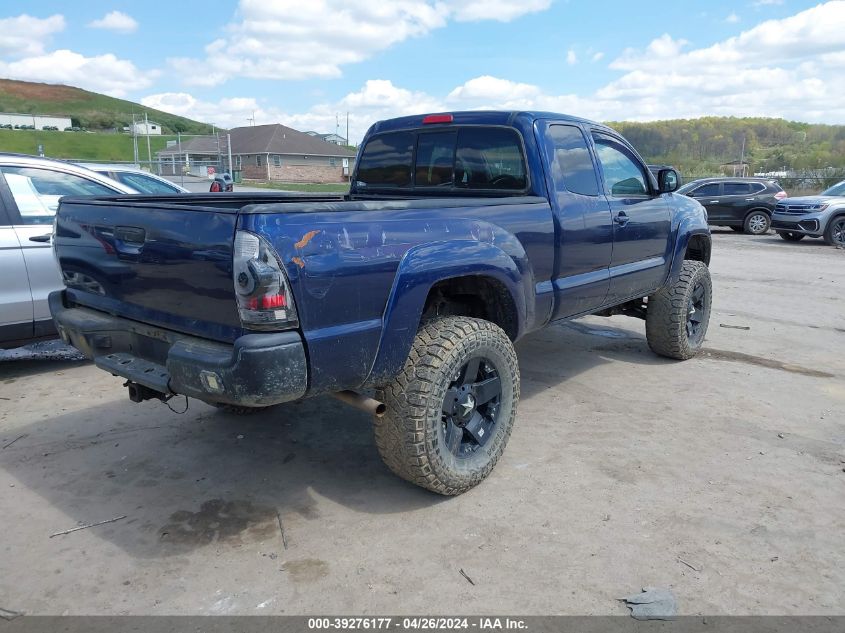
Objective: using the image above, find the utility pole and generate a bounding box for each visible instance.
[739,135,746,177]
[216,131,221,175]
[144,112,153,166]
[177,131,184,188]
[247,110,255,126]
[346,111,349,147]
[227,133,233,178]
[132,112,139,167]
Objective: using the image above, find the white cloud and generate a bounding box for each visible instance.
[591,51,604,62]
[0,50,158,97]
[0,14,65,57]
[145,1,845,139]
[753,0,784,6]
[726,12,740,23]
[88,11,138,33]
[170,0,552,85]
[566,49,577,65]
[447,75,541,104]
[141,93,265,127]
[447,0,552,22]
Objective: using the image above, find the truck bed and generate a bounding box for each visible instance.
[54,192,553,391]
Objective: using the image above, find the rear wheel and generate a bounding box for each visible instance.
[778,231,806,242]
[646,260,712,360]
[374,316,519,495]
[744,211,771,235]
[823,216,845,246]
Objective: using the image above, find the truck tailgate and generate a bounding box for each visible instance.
[54,197,242,342]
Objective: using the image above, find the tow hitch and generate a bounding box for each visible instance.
[124,380,169,403]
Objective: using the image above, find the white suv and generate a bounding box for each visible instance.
[0,154,135,348]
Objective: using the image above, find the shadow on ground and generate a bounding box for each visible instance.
[0,319,674,560]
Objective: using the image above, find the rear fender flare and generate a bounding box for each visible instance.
[365,240,529,386]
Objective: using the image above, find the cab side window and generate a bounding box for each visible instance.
[592,134,649,196]
[0,166,116,225]
[724,182,752,195]
[549,124,599,196]
[690,183,721,197]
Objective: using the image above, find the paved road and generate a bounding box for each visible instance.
[161,174,270,193]
[0,231,843,615]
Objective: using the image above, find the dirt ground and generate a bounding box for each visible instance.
[0,231,843,616]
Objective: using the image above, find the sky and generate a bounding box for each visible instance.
[0,0,843,141]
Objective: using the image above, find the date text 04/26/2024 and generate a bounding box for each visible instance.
[307,618,528,630]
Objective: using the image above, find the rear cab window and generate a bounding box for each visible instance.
[354,126,527,194]
[548,124,600,196]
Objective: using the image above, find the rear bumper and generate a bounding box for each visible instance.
[49,291,307,407]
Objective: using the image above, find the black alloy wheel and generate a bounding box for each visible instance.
[440,356,502,459]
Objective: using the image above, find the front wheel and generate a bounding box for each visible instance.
[374,316,519,495]
[778,231,806,242]
[823,216,845,246]
[646,260,712,360]
[744,211,771,235]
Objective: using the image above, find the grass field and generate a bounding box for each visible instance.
[248,181,350,193]
[0,129,181,162]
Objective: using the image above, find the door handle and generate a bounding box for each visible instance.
[29,234,52,243]
[614,211,630,226]
[745,198,755,201]
[709,200,720,204]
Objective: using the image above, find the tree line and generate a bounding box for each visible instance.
[609,117,845,179]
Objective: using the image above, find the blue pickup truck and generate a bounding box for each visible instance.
[50,111,712,495]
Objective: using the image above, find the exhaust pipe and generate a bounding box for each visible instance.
[330,390,386,418]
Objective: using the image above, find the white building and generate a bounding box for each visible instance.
[130,121,162,135]
[0,112,72,130]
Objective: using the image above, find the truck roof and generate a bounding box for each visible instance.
[367,110,613,135]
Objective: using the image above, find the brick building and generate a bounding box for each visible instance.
[158,123,356,183]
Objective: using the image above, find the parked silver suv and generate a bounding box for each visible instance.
[772,180,845,246]
[0,154,135,348]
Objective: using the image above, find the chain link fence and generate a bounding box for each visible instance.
[683,171,845,196]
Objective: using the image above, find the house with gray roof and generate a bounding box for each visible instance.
[158,123,356,183]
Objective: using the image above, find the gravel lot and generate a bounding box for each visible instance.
[0,231,842,616]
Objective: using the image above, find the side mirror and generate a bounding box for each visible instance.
[658,169,680,193]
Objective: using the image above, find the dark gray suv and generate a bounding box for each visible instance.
[677,177,787,235]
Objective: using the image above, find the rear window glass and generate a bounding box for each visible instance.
[415,132,456,187]
[355,127,526,192]
[454,128,526,190]
[355,132,414,188]
[724,182,752,195]
[117,172,181,194]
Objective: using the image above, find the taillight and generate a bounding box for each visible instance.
[774,191,787,200]
[233,230,297,330]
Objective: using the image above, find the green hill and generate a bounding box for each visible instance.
[608,117,845,179]
[0,128,180,161]
[0,78,212,134]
